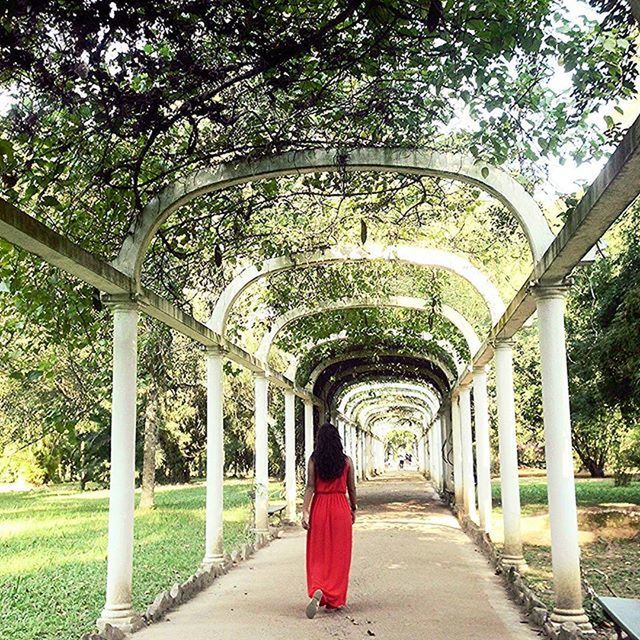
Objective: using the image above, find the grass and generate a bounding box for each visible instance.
[0,479,283,640]
[490,475,640,628]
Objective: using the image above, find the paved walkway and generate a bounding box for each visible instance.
[136,472,538,640]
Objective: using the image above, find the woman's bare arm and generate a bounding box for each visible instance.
[346,457,357,524]
[302,457,315,530]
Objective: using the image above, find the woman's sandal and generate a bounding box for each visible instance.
[306,589,323,619]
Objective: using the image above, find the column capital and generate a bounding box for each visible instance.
[253,369,268,381]
[206,343,228,356]
[102,293,139,311]
[531,278,572,301]
[494,337,515,350]
[472,364,488,375]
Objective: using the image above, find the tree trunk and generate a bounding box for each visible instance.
[139,380,160,510]
[585,459,606,478]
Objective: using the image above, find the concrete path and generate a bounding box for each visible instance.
[135,472,538,640]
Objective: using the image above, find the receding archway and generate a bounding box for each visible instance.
[114,148,556,283]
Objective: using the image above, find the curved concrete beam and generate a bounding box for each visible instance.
[348,394,437,423]
[115,148,554,282]
[338,381,440,414]
[209,245,505,336]
[306,349,457,394]
[286,331,465,381]
[358,401,430,426]
[338,384,440,422]
[315,363,449,404]
[353,398,436,427]
[256,296,481,363]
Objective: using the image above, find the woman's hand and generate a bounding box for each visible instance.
[351,508,356,525]
[302,513,310,530]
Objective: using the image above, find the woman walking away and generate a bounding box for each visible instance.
[302,422,357,619]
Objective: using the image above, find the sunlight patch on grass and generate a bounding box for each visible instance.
[0,479,283,640]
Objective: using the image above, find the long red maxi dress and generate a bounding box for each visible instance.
[306,458,353,608]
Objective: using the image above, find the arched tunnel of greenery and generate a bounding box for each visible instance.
[0,2,639,638]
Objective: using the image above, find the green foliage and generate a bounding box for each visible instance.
[385,428,416,457]
[0,480,282,640]
[492,476,640,509]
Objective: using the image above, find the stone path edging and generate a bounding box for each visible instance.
[449,500,605,640]
[81,526,284,640]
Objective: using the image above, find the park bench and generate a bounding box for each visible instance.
[268,504,286,525]
[597,596,640,640]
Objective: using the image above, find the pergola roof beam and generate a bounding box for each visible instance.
[0,198,318,404]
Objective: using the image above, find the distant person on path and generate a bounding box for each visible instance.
[302,422,357,619]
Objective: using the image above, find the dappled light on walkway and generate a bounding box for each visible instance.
[136,474,537,640]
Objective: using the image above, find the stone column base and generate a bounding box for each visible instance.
[502,554,529,573]
[201,554,225,569]
[97,611,143,634]
[550,608,593,632]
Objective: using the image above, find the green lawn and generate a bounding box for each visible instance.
[491,476,640,627]
[0,480,283,640]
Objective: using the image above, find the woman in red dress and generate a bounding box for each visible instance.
[302,422,357,619]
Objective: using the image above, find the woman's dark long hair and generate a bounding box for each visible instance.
[313,422,347,481]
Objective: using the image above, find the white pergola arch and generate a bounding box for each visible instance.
[114,147,555,283]
[360,402,429,431]
[286,332,465,381]
[256,296,481,365]
[349,395,436,425]
[338,381,441,416]
[305,349,457,395]
[208,245,505,336]
[339,386,440,424]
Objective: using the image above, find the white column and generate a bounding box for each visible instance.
[337,418,345,443]
[494,340,526,569]
[254,372,269,534]
[535,284,590,628]
[451,397,463,506]
[304,400,314,475]
[203,347,225,566]
[459,385,478,522]
[417,433,425,474]
[98,301,142,633]
[433,416,443,490]
[284,389,297,522]
[427,427,434,480]
[473,366,493,534]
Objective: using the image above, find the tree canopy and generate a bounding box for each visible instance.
[0,1,638,487]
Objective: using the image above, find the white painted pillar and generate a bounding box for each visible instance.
[473,366,493,534]
[304,400,314,476]
[417,433,425,474]
[284,389,297,522]
[337,418,345,443]
[459,385,478,522]
[203,347,225,566]
[363,432,369,478]
[98,301,142,633]
[534,284,590,628]
[494,340,526,568]
[433,416,443,490]
[427,427,433,480]
[438,414,447,489]
[451,396,464,506]
[254,372,269,534]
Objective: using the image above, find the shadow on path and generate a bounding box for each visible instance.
[135,472,539,640]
